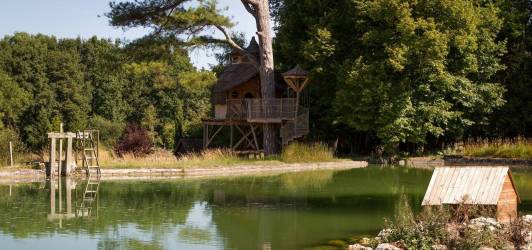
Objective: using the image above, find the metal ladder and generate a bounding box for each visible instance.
[76,175,100,218]
[79,130,101,177]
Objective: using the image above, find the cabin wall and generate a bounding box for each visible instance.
[228,77,260,99]
[215,104,227,119]
[496,174,518,223]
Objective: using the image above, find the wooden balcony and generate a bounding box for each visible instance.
[227,98,297,123]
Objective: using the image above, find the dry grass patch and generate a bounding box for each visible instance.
[460,138,532,159]
[281,142,335,163]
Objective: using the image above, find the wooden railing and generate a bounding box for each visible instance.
[227,98,297,122]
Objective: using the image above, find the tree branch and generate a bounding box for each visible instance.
[240,0,257,18]
[214,25,259,68]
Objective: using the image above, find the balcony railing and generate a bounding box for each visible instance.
[227,98,297,122]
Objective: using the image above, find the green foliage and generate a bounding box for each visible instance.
[273,0,517,154]
[107,0,234,46]
[89,116,125,147]
[0,70,30,127]
[0,32,214,153]
[281,142,335,163]
[0,127,25,166]
[334,0,506,153]
[385,197,509,250]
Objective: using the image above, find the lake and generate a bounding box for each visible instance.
[0,166,531,250]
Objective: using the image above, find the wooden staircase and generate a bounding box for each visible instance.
[76,175,100,218]
[281,107,310,145]
[78,130,101,177]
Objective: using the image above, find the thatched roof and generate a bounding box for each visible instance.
[214,63,258,93]
[282,65,309,77]
[422,166,520,206]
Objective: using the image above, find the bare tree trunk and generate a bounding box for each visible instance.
[255,0,279,155]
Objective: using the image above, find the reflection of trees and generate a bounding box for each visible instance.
[97,238,164,250]
[178,226,212,244]
[0,180,203,239]
[279,170,334,191]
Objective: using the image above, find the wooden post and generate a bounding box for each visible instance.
[48,138,56,177]
[58,123,63,177]
[65,136,73,176]
[9,141,13,167]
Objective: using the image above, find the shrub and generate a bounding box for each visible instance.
[89,115,125,147]
[0,127,25,166]
[115,123,153,157]
[384,196,511,250]
[281,142,334,163]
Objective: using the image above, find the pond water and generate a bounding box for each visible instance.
[0,166,531,250]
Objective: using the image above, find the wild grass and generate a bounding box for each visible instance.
[379,196,529,250]
[460,138,532,159]
[100,148,281,169]
[100,142,337,169]
[281,142,335,163]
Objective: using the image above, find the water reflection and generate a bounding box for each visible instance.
[47,176,100,224]
[0,167,530,250]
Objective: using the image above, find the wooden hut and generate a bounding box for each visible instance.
[203,38,310,152]
[422,166,520,223]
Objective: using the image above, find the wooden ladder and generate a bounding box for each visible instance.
[77,175,100,218]
[79,130,101,177]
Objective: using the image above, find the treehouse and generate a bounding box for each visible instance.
[202,38,310,153]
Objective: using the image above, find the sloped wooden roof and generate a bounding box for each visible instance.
[213,63,258,93]
[422,166,520,206]
[282,65,308,77]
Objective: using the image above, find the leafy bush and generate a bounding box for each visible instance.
[384,196,511,250]
[89,116,125,147]
[115,123,153,157]
[0,128,25,166]
[281,142,334,163]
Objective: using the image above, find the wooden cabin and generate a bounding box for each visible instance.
[422,166,520,223]
[203,38,310,152]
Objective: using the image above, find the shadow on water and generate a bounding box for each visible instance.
[0,166,530,250]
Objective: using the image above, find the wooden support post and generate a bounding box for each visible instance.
[251,125,259,150]
[58,123,63,177]
[48,138,56,177]
[9,141,13,167]
[65,136,73,176]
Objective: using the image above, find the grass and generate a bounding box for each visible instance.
[280,142,335,163]
[459,138,532,160]
[100,142,337,169]
[370,196,530,250]
[1,142,340,169]
[100,148,279,169]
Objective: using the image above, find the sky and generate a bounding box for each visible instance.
[0,0,257,69]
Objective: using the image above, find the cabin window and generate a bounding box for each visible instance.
[232,56,242,64]
[244,93,254,99]
[231,91,239,99]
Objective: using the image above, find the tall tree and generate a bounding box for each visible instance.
[273,0,507,154]
[107,0,280,155]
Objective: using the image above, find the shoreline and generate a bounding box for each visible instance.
[0,160,368,183]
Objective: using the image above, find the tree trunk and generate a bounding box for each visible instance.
[254,0,279,155]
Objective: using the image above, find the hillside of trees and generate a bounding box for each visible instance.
[0,33,214,160]
[0,0,530,161]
